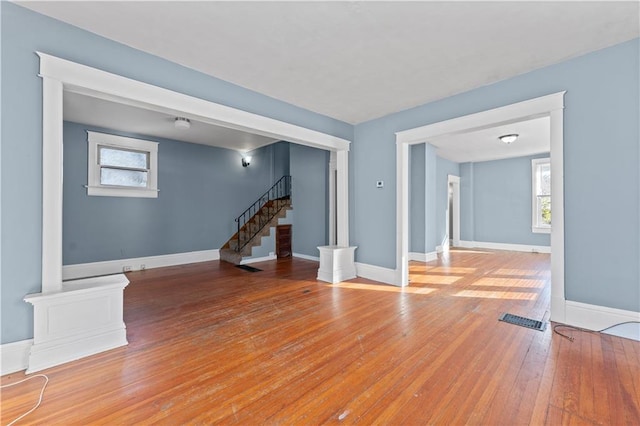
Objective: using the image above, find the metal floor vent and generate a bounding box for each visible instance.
[499,313,547,332]
[236,264,262,273]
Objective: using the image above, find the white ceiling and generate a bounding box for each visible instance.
[63,92,278,152]
[18,1,639,124]
[428,116,550,163]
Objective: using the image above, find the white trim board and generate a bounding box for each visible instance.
[458,240,551,254]
[564,301,640,335]
[63,249,220,280]
[38,51,352,292]
[0,339,33,375]
[293,253,320,262]
[408,252,438,262]
[355,262,398,286]
[240,254,276,265]
[394,91,565,325]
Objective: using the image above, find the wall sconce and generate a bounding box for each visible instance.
[242,156,252,167]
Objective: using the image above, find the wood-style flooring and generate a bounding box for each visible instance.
[2,249,639,424]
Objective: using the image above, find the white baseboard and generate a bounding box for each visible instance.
[240,254,277,265]
[458,240,551,254]
[436,245,444,253]
[602,323,640,341]
[408,252,438,262]
[0,339,33,375]
[63,249,220,280]
[293,252,320,262]
[355,262,398,286]
[564,301,640,340]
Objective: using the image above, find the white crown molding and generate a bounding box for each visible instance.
[0,339,33,375]
[37,52,351,153]
[63,249,220,280]
[396,92,566,145]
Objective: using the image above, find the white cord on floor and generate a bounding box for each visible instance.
[0,374,49,426]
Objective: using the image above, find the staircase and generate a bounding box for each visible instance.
[220,176,292,265]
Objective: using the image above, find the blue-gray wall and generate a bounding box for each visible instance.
[459,154,551,247]
[0,3,350,344]
[410,146,460,254]
[63,122,289,264]
[290,144,329,257]
[409,144,425,253]
[436,156,460,248]
[2,0,639,345]
[352,38,639,313]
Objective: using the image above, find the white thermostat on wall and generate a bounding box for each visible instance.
[376,180,384,188]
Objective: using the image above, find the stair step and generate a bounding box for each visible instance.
[220,189,292,265]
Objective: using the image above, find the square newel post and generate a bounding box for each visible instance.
[317,246,357,284]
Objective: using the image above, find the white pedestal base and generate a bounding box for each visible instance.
[24,274,129,373]
[317,245,357,284]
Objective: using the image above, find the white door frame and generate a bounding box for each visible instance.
[38,52,352,293]
[447,174,461,247]
[396,92,566,323]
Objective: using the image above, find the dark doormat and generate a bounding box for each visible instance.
[236,264,262,273]
[499,313,547,332]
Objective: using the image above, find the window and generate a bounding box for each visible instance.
[87,131,159,198]
[532,157,551,233]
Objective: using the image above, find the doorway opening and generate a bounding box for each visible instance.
[396,92,566,323]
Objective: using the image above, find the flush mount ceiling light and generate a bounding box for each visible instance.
[174,117,191,130]
[499,133,519,144]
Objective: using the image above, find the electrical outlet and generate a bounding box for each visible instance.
[140,264,146,270]
[123,266,132,272]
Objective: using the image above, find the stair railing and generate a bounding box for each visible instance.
[235,175,291,252]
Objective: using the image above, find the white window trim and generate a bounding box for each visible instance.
[87,131,159,198]
[532,157,551,234]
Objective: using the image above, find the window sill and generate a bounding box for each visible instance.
[532,227,551,234]
[86,186,158,198]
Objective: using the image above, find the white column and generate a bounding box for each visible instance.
[328,151,337,246]
[396,142,409,287]
[41,77,64,293]
[317,149,357,284]
[550,107,566,323]
[336,150,349,247]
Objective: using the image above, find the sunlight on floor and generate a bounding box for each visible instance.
[426,266,477,274]
[493,268,545,277]
[471,277,546,289]
[330,282,438,295]
[453,290,538,300]
[409,275,462,285]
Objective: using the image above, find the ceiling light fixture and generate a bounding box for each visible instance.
[499,133,518,144]
[174,117,191,130]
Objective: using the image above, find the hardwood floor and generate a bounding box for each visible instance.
[2,249,639,425]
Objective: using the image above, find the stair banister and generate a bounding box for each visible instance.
[234,175,291,252]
